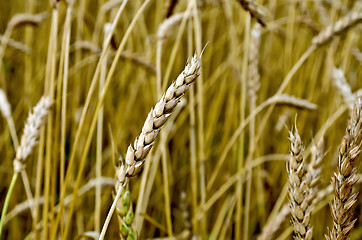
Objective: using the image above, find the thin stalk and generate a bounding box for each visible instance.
[187,19,198,232]
[0,172,19,238]
[95,23,109,232]
[240,14,250,240]
[191,1,206,237]
[0,26,12,90]
[222,1,243,237]
[157,18,173,237]
[206,46,316,192]
[19,170,35,219]
[33,128,45,239]
[62,1,150,238]
[43,8,58,239]
[210,196,233,240]
[156,40,162,98]
[219,195,237,239]
[6,116,19,149]
[254,46,315,143]
[161,145,173,237]
[51,2,129,237]
[24,0,35,105]
[161,3,192,91]
[59,3,72,236]
[98,180,126,240]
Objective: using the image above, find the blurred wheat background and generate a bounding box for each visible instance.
[0,0,362,239]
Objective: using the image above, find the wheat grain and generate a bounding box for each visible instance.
[287,127,313,240]
[325,98,362,240]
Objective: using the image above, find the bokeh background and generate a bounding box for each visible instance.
[0,0,361,239]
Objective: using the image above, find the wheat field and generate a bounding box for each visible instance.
[0,0,362,239]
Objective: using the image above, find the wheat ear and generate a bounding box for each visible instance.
[100,54,201,240]
[258,136,324,240]
[307,137,325,205]
[237,0,266,27]
[325,98,362,240]
[332,68,354,110]
[116,54,201,185]
[165,0,178,18]
[13,97,52,172]
[248,24,261,103]
[0,96,52,238]
[312,11,362,47]
[287,127,313,240]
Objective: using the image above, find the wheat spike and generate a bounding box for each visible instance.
[325,98,362,240]
[157,11,188,40]
[116,54,201,185]
[332,68,354,110]
[312,11,362,47]
[307,137,325,205]
[237,0,266,27]
[287,127,313,240]
[248,23,261,103]
[13,97,52,173]
[165,0,178,18]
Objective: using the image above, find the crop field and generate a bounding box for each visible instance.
[0,0,361,239]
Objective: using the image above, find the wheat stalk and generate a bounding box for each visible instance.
[287,127,313,240]
[325,98,362,240]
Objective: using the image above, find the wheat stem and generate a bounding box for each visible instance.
[99,180,127,240]
[0,173,19,238]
